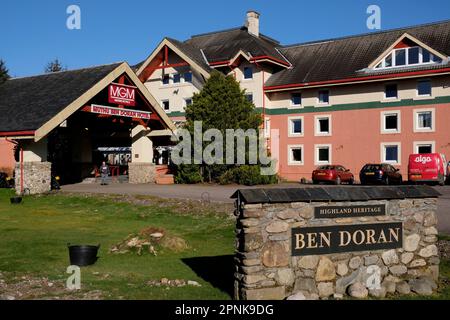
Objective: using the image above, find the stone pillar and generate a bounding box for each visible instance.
[14,138,52,195]
[15,161,51,195]
[128,162,156,184]
[129,125,155,184]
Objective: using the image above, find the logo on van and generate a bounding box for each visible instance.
[414,155,432,164]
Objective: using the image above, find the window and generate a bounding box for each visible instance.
[173,73,181,84]
[162,74,170,85]
[288,145,304,165]
[318,90,329,105]
[162,100,170,111]
[184,98,192,107]
[183,72,193,83]
[381,110,401,134]
[381,142,401,164]
[315,144,331,165]
[315,115,331,136]
[417,80,432,97]
[244,67,253,80]
[414,141,435,154]
[288,116,304,136]
[245,93,253,103]
[414,108,435,132]
[385,84,398,99]
[375,46,442,69]
[291,93,302,106]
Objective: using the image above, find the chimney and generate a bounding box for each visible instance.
[245,10,260,37]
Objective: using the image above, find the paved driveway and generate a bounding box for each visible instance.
[61,183,450,235]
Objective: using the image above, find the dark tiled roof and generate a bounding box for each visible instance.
[231,186,441,204]
[166,37,211,71]
[0,63,122,132]
[185,27,287,64]
[265,20,450,87]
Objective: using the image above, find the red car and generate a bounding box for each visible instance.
[312,165,355,185]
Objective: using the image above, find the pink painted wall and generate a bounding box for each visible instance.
[0,140,15,176]
[271,103,450,182]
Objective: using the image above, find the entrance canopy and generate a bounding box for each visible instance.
[0,62,175,140]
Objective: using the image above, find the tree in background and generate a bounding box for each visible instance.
[45,58,67,73]
[0,60,10,84]
[173,71,277,185]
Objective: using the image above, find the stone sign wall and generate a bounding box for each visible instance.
[232,186,441,300]
[14,162,51,195]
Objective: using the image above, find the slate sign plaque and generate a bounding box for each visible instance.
[292,222,403,256]
[314,204,386,219]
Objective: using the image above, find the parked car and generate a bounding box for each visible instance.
[408,153,448,186]
[312,165,354,185]
[359,163,402,185]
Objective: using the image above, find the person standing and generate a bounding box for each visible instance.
[100,161,109,185]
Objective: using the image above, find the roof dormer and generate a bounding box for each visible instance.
[369,33,447,70]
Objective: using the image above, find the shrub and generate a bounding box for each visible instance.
[218,165,278,186]
[173,164,203,184]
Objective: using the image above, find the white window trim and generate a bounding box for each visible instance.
[413,141,436,154]
[380,110,401,134]
[183,97,193,108]
[317,89,331,106]
[288,116,304,137]
[242,67,254,81]
[314,114,332,136]
[415,79,433,99]
[315,144,332,165]
[182,71,193,83]
[161,74,171,86]
[290,93,303,108]
[374,46,440,70]
[288,144,304,166]
[172,72,181,84]
[383,83,399,101]
[161,99,170,111]
[380,142,401,165]
[413,108,435,133]
[245,92,254,103]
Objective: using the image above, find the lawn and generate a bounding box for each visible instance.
[0,189,236,300]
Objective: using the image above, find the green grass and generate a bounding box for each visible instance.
[0,189,235,299]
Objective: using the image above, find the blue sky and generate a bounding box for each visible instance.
[1,0,450,77]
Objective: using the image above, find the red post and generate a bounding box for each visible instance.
[20,147,23,195]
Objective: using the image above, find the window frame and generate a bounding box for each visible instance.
[290,92,302,107]
[183,71,193,83]
[413,141,435,154]
[161,99,170,111]
[288,144,305,166]
[314,114,332,136]
[384,83,398,100]
[380,142,401,165]
[184,97,193,107]
[243,66,253,80]
[413,108,435,133]
[416,79,432,97]
[374,46,442,70]
[162,74,170,86]
[288,116,304,137]
[380,110,401,134]
[314,144,332,165]
[245,92,254,103]
[173,73,181,84]
[317,89,330,106]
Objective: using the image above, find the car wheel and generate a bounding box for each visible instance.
[384,176,390,185]
[439,175,445,186]
[313,180,319,185]
[349,177,354,185]
[335,176,341,185]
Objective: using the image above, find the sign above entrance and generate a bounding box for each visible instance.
[88,104,151,120]
[108,83,136,106]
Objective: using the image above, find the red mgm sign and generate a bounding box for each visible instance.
[108,83,136,106]
[88,104,151,120]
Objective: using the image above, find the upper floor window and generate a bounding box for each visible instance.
[162,74,170,85]
[417,80,432,97]
[184,98,193,107]
[291,93,302,106]
[245,93,253,103]
[375,47,442,69]
[385,84,398,99]
[318,90,329,105]
[173,73,181,84]
[162,100,170,111]
[244,67,253,80]
[184,72,193,83]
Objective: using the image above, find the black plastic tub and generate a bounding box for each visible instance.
[10,196,22,204]
[68,244,100,267]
